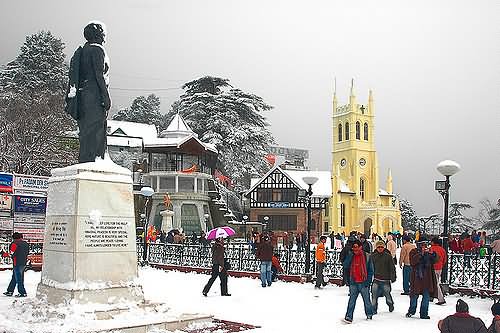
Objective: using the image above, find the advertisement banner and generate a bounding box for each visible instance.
[0,173,13,193]
[0,194,12,211]
[0,217,13,230]
[12,227,44,241]
[14,195,47,214]
[14,175,49,193]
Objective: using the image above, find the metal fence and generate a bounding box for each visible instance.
[141,243,343,278]
[1,241,498,291]
[448,253,500,290]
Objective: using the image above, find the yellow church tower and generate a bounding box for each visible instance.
[329,80,402,236]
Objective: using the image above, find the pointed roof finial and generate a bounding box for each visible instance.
[350,78,355,96]
[334,77,337,95]
[369,89,373,101]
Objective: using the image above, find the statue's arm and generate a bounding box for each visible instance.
[90,46,111,111]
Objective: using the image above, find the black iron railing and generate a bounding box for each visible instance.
[448,253,500,290]
[140,243,344,278]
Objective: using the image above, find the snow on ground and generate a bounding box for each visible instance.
[0,265,495,333]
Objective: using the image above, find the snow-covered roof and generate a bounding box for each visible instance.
[107,120,158,145]
[379,189,394,196]
[162,114,196,138]
[339,180,354,194]
[107,136,143,148]
[248,166,331,198]
[283,169,331,198]
[146,114,217,153]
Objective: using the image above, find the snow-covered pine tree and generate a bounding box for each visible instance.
[0,31,77,175]
[477,199,500,236]
[397,195,419,231]
[418,214,440,235]
[112,94,162,129]
[166,76,275,189]
[448,202,476,233]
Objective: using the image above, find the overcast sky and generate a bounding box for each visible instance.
[1,0,498,218]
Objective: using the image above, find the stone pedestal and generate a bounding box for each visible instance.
[37,160,143,305]
[35,159,211,332]
[160,210,174,232]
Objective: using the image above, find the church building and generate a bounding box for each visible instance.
[329,82,402,236]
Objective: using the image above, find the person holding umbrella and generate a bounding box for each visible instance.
[202,226,235,297]
[202,237,230,297]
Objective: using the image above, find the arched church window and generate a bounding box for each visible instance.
[364,122,369,141]
[340,203,346,227]
[356,121,361,140]
[360,178,365,201]
[338,124,343,142]
[345,122,350,140]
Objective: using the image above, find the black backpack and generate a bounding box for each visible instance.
[64,46,82,120]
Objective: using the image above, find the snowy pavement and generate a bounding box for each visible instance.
[0,266,496,333]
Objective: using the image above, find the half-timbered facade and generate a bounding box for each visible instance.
[246,166,331,242]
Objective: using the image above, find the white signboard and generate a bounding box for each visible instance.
[14,175,49,193]
[0,217,13,230]
[0,194,12,211]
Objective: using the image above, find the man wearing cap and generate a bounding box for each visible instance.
[406,238,439,319]
[399,235,416,295]
[437,299,488,333]
[370,240,396,314]
[2,232,29,297]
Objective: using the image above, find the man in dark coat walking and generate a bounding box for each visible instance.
[2,232,29,297]
[406,238,439,319]
[202,237,230,296]
[370,240,396,314]
[66,22,111,163]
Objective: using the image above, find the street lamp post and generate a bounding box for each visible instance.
[302,176,318,276]
[263,216,269,232]
[435,160,461,284]
[140,186,155,264]
[243,215,248,241]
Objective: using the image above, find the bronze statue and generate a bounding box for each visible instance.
[65,22,110,163]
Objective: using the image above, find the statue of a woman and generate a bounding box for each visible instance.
[66,22,111,163]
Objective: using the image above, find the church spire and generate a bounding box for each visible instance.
[386,168,393,194]
[349,78,357,107]
[368,89,374,114]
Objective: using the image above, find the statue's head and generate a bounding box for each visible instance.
[84,21,106,44]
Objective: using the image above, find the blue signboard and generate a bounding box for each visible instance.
[14,195,47,214]
[0,173,13,193]
[269,202,290,208]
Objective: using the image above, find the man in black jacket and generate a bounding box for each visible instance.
[3,232,29,297]
[370,240,396,314]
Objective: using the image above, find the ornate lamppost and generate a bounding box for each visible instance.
[435,160,460,283]
[140,186,154,264]
[302,176,318,275]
